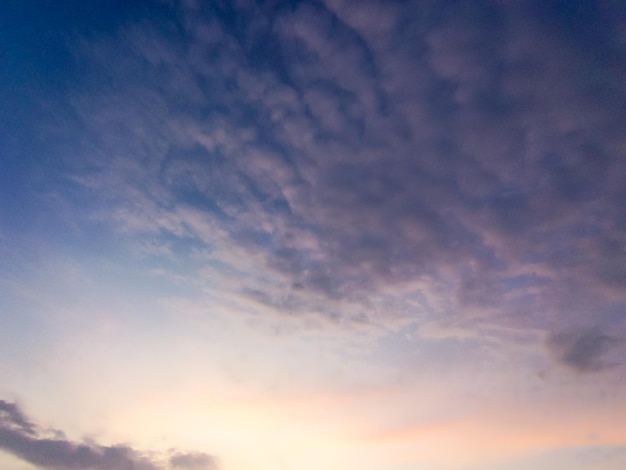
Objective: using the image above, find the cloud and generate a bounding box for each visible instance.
[0,400,218,470]
[0,401,37,437]
[169,451,219,470]
[546,329,620,373]
[43,0,626,359]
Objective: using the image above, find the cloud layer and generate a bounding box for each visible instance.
[20,1,626,373]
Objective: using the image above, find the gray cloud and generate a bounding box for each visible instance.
[0,400,218,470]
[546,329,621,373]
[169,451,219,470]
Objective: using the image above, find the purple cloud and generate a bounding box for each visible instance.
[170,451,219,470]
[45,0,626,370]
[0,400,218,470]
[547,329,621,373]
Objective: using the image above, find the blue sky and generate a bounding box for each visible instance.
[1,1,626,469]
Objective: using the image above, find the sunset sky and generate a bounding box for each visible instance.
[1,1,626,469]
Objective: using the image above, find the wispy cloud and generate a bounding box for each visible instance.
[43,0,626,369]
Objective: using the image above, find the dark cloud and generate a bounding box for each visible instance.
[0,400,218,470]
[0,401,37,437]
[0,400,158,470]
[546,329,620,373]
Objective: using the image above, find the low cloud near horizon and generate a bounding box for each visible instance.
[0,400,218,470]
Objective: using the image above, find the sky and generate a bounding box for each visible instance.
[1,0,625,469]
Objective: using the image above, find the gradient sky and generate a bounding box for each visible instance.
[1,1,626,469]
